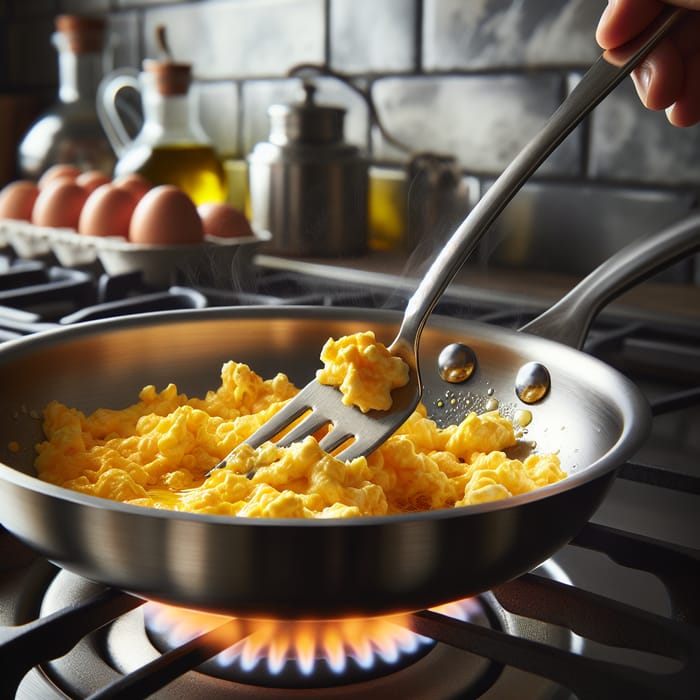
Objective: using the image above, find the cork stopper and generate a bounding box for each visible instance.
[142,24,192,95]
[142,59,192,96]
[55,15,106,53]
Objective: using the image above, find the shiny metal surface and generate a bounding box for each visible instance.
[521,212,700,347]
[437,342,477,383]
[248,82,368,258]
[483,181,696,280]
[0,178,697,619]
[514,362,551,404]
[0,306,647,618]
[1,203,698,618]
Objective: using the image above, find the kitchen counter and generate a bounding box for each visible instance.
[255,250,700,328]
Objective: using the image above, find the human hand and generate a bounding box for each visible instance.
[596,0,700,126]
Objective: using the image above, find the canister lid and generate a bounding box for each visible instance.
[54,14,106,53]
[268,82,346,145]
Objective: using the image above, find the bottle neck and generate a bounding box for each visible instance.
[57,49,104,104]
[140,88,210,145]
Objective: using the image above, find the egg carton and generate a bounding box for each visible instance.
[0,219,271,287]
[95,231,271,287]
[1,219,75,260]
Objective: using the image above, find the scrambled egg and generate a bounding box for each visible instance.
[34,333,566,519]
[316,330,409,412]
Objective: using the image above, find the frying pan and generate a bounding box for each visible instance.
[0,214,698,619]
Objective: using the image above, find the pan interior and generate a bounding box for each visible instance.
[0,307,634,491]
[0,306,647,616]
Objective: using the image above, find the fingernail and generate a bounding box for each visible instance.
[632,64,652,104]
[665,104,677,126]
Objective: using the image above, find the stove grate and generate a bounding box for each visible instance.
[0,520,697,699]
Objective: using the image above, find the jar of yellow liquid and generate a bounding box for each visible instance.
[98,58,226,205]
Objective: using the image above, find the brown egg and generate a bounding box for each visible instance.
[78,184,138,238]
[0,180,40,221]
[75,170,111,194]
[129,185,204,245]
[38,164,82,188]
[112,173,152,202]
[197,202,254,238]
[32,179,89,229]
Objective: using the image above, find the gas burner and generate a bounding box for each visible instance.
[10,561,577,699]
[145,603,438,688]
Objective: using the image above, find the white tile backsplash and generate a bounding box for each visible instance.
[1,0,698,239]
[141,0,326,80]
[194,81,241,158]
[330,0,417,73]
[423,0,605,71]
[589,79,700,187]
[371,74,581,175]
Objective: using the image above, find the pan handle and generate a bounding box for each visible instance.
[519,212,700,349]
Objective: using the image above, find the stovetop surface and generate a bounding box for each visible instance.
[0,250,698,699]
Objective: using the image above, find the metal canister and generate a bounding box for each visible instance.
[247,82,368,257]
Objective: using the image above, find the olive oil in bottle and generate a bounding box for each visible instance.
[99,32,227,205]
[115,143,226,205]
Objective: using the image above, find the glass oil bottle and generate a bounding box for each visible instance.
[17,15,116,180]
[98,40,226,205]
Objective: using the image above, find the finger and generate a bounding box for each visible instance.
[631,38,685,110]
[670,12,700,56]
[666,51,700,126]
[596,0,664,49]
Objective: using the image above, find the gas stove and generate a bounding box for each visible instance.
[0,249,698,699]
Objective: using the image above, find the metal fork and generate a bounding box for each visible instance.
[212,7,685,471]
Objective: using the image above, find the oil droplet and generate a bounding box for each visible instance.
[485,398,499,411]
[438,343,477,384]
[515,409,532,427]
[487,387,494,396]
[436,399,444,408]
[514,362,551,404]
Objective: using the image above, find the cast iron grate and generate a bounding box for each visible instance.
[0,517,697,700]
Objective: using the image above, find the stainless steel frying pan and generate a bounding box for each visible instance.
[0,214,698,618]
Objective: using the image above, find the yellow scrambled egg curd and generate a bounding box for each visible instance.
[316,330,409,413]
[35,357,567,519]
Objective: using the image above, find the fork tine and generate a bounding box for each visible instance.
[333,437,381,463]
[318,426,356,454]
[213,363,420,477]
[276,412,332,447]
[244,383,318,448]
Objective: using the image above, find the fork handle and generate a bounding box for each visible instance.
[390,7,687,358]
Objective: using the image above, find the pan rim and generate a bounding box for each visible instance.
[0,304,651,527]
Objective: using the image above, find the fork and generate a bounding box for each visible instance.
[212,7,685,471]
